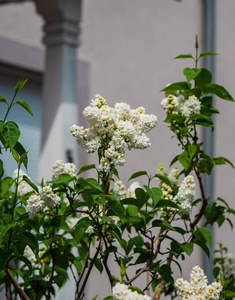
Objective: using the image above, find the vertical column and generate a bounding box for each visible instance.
[35,0,82,179]
[202,0,216,283]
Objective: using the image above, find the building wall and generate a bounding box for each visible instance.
[0,0,235,299]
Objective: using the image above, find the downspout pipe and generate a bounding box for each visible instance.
[202,0,216,283]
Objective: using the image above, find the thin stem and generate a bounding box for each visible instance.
[4,90,17,123]
[5,269,30,300]
[77,240,102,300]
[75,240,91,299]
[46,228,56,300]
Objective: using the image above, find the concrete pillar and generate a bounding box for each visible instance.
[34,0,82,179]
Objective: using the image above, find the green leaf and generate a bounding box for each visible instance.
[144,186,162,207]
[0,159,3,179]
[107,198,125,219]
[13,142,28,169]
[178,151,191,172]
[73,257,83,273]
[0,121,5,133]
[189,113,214,128]
[174,54,194,59]
[85,178,102,192]
[120,198,139,207]
[126,205,138,217]
[199,51,219,58]
[135,187,147,209]
[2,121,20,147]
[213,266,220,279]
[94,258,103,274]
[0,249,14,271]
[77,164,96,175]
[154,174,172,186]
[187,144,199,159]
[74,227,87,244]
[11,147,20,162]
[16,100,34,117]
[131,236,144,248]
[195,226,212,246]
[179,242,194,256]
[213,157,234,168]
[195,68,212,86]
[128,171,147,181]
[0,96,7,103]
[194,238,210,257]
[204,83,234,101]
[14,79,27,93]
[0,221,16,241]
[155,199,183,210]
[1,177,14,196]
[224,291,235,298]
[161,82,190,92]
[17,255,33,274]
[170,155,180,167]
[152,220,175,231]
[102,296,114,300]
[50,173,75,185]
[22,175,39,194]
[195,35,199,49]
[164,114,186,124]
[158,264,173,283]
[183,68,201,83]
[17,232,39,255]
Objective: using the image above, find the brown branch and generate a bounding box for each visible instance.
[190,166,208,230]
[5,269,30,300]
[77,240,102,300]
[125,229,164,285]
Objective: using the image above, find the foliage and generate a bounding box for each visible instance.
[0,36,235,300]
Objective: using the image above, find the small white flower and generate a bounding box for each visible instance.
[112,283,151,300]
[114,181,127,200]
[26,194,44,219]
[41,186,61,209]
[173,175,195,215]
[52,160,77,180]
[181,95,201,117]
[224,253,235,277]
[126,182,141,198]
[175,266,222,300]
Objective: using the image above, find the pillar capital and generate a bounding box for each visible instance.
[34,0,82,47]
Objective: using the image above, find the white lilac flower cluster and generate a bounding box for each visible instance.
[161,94,201,117]
[71,94,157,174]
[224,253,235,277]
[114,181,141,200]
[175,266,222,300]
[52,159,77,180]
[23,245,36,264]
[25,160,77,219]
[112,283,151,300]
[13,169,33,197]
[26,185,61,219]
[173,175,195,215]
